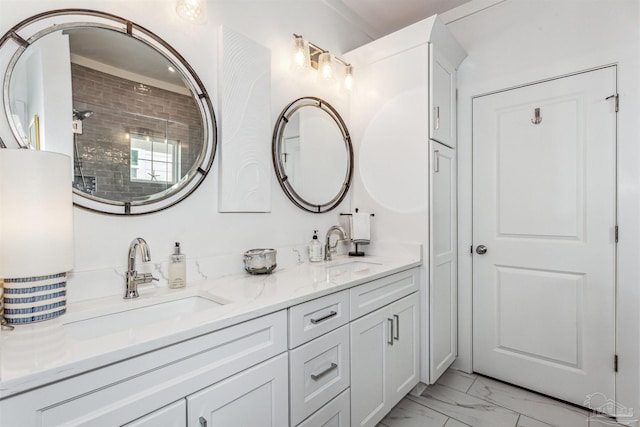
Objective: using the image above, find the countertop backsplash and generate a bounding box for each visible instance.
[65,241,354,303]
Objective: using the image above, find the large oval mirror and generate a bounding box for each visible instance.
[272,97,353,213]
[0,10,216,215]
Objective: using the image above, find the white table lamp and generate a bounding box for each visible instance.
[0,149,74,325]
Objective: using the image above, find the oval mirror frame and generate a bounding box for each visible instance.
[272,97,353,213]
[0,9,216,215]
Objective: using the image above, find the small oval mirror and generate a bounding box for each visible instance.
[0,10,216,215]
[272,97,353,213]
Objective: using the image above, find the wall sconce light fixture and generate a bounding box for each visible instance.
[0,149,74,327]
[291,35,311,73]
[291,34,353,91]
[344,65,354,91]
[317,51,335,83]
[176,0,207,24]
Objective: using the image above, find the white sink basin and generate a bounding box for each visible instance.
[64,295,224,340]
[325,260,381,275]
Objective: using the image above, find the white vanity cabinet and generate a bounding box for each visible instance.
[350,270,420,427]
[0,265,422,427]
[0,311,287,427]
[288,268,419,427]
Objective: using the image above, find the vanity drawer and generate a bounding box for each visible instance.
[289,324,350,426]
[297,388,350,427]
[0,311,287,427]
[350,268,419,320]
[289,289,349,348]
[123,399,186,427]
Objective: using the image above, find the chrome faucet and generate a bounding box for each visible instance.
[124,237,157,299]
[324,226,348,261]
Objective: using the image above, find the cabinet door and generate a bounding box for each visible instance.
[187,353,288,427]
[388,292,420,406]
[429,45,457,148]
[350,306,391,427]
[124,399,186,427]
[429,141,457,383]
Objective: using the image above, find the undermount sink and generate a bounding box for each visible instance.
[325,260,381,275]
[64,294,225,340]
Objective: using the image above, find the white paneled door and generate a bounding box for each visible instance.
[472,67,617,411]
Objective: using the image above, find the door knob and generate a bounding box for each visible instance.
[476,245,487,255]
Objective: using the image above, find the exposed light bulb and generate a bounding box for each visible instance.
[317,52,334,82]
[344,65,354,91]
[176,0,206,24]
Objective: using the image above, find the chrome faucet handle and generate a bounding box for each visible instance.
[133,273,158,286]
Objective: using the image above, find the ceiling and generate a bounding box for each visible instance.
[66,28,189,92]
[324,0,473,40]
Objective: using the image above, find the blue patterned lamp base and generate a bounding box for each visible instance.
[2,273,67,324]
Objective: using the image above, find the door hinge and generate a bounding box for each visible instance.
[606,94,619,112]
[615,225,619,243]
[614,354,618,372]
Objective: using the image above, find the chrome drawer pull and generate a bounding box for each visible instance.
[199,416,207,427]
[393,314,400,340]
[311,363,338,381]
[310,310,337,324]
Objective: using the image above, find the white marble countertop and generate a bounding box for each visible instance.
[0,254,420,399]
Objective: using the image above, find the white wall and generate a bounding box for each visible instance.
[0,0,369,301]
[446,0,640,416]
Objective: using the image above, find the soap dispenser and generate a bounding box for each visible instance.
[308,230,323,262]
[169,242,186,289]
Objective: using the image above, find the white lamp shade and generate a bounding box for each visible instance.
[0,149,74,278]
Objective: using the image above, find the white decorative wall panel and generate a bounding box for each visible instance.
[218,26,271,212]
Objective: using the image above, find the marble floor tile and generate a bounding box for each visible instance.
[518,415,554,426]
[380,397,449,427]
[588,413,630,426]
[444,418,472,426]
[408,383,520,427]
[467,376,589,427]
[436,369,478,393]
[378,368,628,427]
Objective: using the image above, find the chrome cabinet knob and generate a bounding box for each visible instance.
[476,245,488,255]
